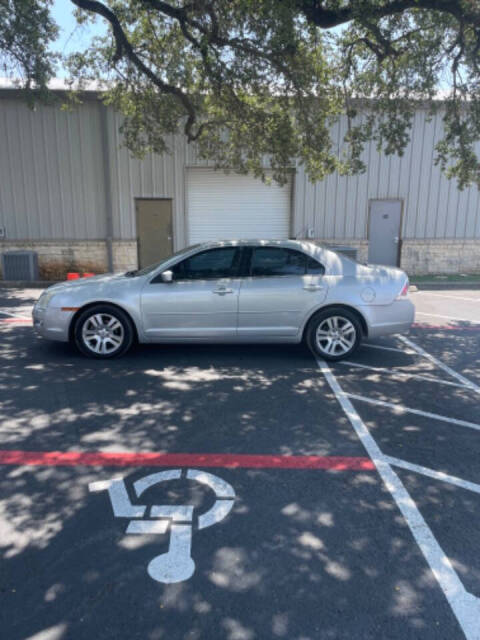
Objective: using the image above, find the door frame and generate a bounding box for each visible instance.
[367,198,404,267]
[134,197,174,269]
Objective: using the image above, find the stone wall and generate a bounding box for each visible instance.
[1,238,479,280]
[112,241,138,273]
[0,240,107,280]
[0,240,138,280]
[317,238,480,275]
[400,239,480,275]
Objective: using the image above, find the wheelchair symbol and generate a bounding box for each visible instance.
[89,469,235,583]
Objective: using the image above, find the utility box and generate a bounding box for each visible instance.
[1,251,39,281]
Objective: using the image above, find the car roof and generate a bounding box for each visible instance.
[195,239,322,253]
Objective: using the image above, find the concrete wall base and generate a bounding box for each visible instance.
[1,238,479,280]
[0,240,138,280]
[400,239,480,275]
[316,238,480,275]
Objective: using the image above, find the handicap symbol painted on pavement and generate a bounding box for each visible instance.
[89,469,235,584]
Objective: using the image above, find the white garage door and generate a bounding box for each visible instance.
[186,169,292,244]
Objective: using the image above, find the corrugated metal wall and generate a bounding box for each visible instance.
[0,97,107,240]
[1,95,480,245]
[294,112,480,240]
[105,109,186,247]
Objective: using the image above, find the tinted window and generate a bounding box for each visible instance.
[131,244,201,277]
[306,256,325,275]
[171,248,239,280]
[250,248,307,277]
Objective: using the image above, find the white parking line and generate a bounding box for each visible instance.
[339,360,469,390]
[418,293,480,303]
[416,311,480,325]
[362,343,408,354]
[318,357,480,640]
[384,455,480,495]
[345,393,480,433]
[399,336,480,394]
[0,308,31,320]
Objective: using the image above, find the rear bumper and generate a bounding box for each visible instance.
[361,298,415,338]
[32,306,71,342]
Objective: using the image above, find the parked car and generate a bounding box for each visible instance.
[33,240,414,360]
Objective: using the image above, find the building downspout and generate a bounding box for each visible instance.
[100,103,114,273]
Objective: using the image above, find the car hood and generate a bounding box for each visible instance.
[45,272,127,294]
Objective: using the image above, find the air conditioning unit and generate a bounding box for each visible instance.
[1,251,39,281]
[327,245,358,262]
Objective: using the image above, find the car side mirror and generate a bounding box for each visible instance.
[160,270,173,283]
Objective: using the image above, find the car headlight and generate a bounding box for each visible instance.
[36,289,57,310]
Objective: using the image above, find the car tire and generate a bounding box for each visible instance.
[306,307,362,361]
[74,304,134,359]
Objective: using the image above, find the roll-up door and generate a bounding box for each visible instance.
[186,169,292,243]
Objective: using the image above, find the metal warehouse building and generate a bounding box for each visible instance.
[1,87,479,279]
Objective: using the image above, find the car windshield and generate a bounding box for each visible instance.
[125,245,201,277]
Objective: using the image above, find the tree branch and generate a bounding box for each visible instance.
[70,0,202,140]
[300,0,480,29]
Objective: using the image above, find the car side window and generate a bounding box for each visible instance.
[250,247,308,277]
[171,247,240,280]
[306,256,325,275]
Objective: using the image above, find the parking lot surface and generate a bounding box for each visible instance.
[0,287,479,640]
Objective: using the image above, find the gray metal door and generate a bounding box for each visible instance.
[136,199,173,269]
[368,200,402,266]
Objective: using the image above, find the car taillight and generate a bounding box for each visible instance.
[398,281,409,297]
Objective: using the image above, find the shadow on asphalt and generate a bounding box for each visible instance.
[0,304,478,639]
[0,461,458,640]
[0,287,40,308]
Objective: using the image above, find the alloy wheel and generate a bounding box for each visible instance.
[315,315,356,357]
[81,313,125,355]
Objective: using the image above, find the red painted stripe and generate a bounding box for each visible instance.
[0,450,375,470]
[413,322,480,331]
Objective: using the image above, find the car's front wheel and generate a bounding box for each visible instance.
[306,307,362,361]
[74,304,134,358]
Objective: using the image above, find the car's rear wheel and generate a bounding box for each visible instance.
[306,307,362,361]
[74,304,134,358]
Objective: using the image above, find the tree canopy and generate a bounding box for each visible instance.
[2,0,480,187]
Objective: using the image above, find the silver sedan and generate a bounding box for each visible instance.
[33,240,415,360]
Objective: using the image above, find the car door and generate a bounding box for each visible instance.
[237,246,328,337]
[141,246,242,339]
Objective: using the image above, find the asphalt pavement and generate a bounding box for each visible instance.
[0,287,479,640]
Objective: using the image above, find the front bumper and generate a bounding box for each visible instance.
[32,306,72,342]
[361,298,415,338]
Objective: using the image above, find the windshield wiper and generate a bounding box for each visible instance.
[124,270,138,277]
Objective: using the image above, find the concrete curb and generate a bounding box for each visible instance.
[411,281,480,290]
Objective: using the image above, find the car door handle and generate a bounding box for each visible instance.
[303,284,325,291]
[213,287,234,295]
